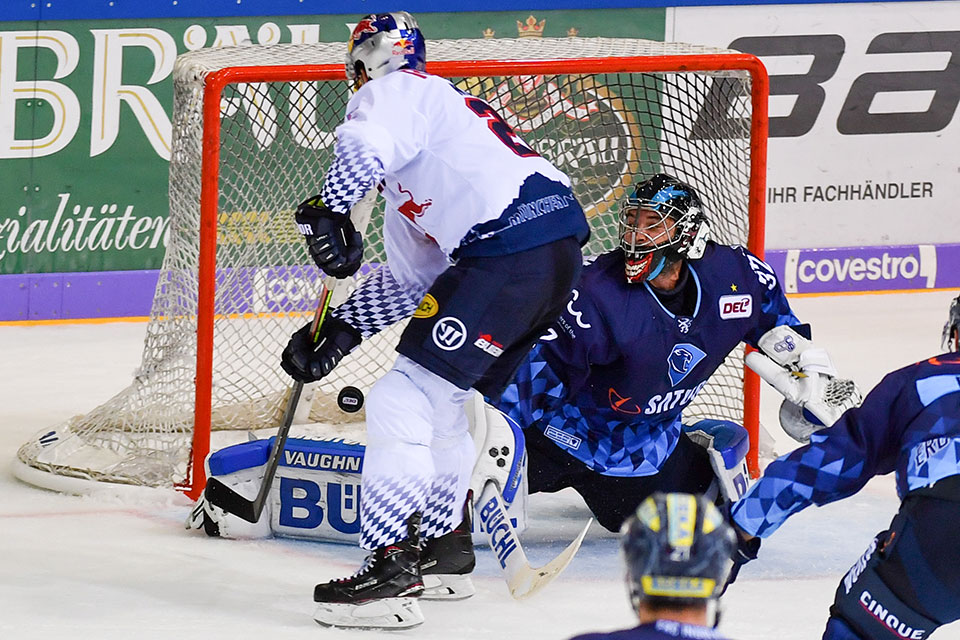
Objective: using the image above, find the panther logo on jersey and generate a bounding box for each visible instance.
[667,343,707,386]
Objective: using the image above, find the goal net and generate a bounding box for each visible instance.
[14,37,768,498]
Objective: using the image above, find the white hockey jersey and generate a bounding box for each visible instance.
[328,69,576,287]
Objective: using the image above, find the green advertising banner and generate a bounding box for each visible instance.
[0,10,664,276]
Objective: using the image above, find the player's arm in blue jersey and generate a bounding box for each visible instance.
[731,367,909,538]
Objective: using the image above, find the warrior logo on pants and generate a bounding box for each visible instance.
[432,317,467,351]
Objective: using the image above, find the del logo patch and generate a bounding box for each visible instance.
[414,294,439,318]
[718,294,752,319]
[667,343,706,387]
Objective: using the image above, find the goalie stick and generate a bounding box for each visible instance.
[205,189,377,523]
[205,285,334,523]
[476,480,592,600]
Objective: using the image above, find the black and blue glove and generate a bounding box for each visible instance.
[295,196,363,278]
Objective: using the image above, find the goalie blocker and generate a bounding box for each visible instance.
[186,401,528,546]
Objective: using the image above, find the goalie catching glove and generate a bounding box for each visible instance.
[746,325,862,442]
[295,196,364,278]
[281,315,362,383]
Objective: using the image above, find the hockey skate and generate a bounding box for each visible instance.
[420,504,476,600]
[313,513,425,629]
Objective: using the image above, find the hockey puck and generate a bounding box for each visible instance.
[337,386,364,413]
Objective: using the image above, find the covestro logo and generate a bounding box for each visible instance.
[782,245,937,293]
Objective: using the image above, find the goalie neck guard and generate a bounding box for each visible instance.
[621,492,736,609]
[619,174,709,283]
[346,12,426,92]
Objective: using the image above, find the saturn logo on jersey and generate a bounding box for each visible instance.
[432,317,467,351]
[667,343,707,386]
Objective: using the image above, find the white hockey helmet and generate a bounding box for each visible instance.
[346,12,426,92]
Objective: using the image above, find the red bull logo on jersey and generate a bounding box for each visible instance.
[397,183,433,219]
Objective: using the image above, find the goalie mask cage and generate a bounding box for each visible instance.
[14,38,768,500]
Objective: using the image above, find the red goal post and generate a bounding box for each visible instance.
[15,38,769,500]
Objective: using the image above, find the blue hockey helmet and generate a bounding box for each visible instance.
[619,173,709,283]
[346,12,426,92]
[943,295,960,353]
[621,492,736,610]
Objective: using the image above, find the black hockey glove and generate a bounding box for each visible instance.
[722,525,761,594]
[280,315,363,383]
[295,196,363,278]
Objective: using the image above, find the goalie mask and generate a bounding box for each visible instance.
[346,12,426,92]
[619,174,709,283]
[944,295,960,353]
[621,492,735,609]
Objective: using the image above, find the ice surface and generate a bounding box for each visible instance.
[2,290,958,639]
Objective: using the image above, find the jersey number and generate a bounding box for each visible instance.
[464,97,539,158]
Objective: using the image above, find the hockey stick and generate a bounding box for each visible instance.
[476,480,592,600]
[204,189,378,522]
[205,285,335,523]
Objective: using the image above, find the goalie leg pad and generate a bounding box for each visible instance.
[465,391,528,533]
[683,419,752,503]
[313,598,425,630]
[185,464,274,539]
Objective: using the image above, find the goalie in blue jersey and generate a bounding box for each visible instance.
[729,296,960,640]
[496,173,861,532]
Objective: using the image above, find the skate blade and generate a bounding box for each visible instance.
[421,574,476,601]
[313,598,424,629]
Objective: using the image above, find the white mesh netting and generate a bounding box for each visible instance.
[15,37,760,493]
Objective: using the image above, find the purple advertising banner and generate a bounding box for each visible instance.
[1,244,959,322]
[764,243,960,295]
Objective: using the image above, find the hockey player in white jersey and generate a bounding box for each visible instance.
[279,11,589,629]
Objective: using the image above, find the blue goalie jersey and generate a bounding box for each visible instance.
[497,242,799,477]
[732,351,960,538]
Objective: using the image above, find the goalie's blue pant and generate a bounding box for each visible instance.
[523,426,715,532]
[825,475,960,640]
